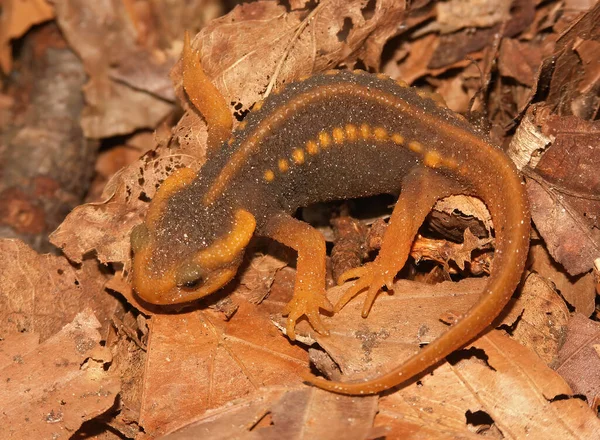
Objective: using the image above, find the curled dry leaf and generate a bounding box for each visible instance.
[451,331,600,439]
[0,239,116,342]
[162,387,385,440]
[0,0,54,72]
[546,3,600,119]
[51,0,220,138]
[49,131,206,266]
[0,309,120,438]
[529,243,596,317]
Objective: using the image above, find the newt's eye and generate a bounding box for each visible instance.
[177,262,205,290]
[180,276,204,289]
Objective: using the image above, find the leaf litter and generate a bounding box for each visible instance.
[1,0,600,438]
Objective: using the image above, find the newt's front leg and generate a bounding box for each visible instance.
[336,168,464,317]
[263,212,334,340]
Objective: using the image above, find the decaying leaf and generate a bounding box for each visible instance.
[178,0,407,119]
[308,278,487,381]
[138,291,308,436]
[162,387,385,439]
[526,115,600,276]
[529,243,597,317]
[0,310,120,438]
[0,239,117,341]
[500,272,570,365]
[554,313,600,411]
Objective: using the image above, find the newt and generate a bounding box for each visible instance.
[131,34,530,395]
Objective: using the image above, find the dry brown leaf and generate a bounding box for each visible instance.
[376,329,600,439]
[179,0,407,120]
[530,243,596,317]
[0,239,117,341]
[498,38,543,87]
[451,331,600,438]
[436,0,512,34]
[554,313,600,410]
[0,309,120,438]
[500,272,570,365]
[526,118,600,276]
[0,0,54,72]
[51,0,220,138]
[546,3,600,119]
[238,253,288,304]
[138,293,308,437]
[162,387,385,439]
[307,278,487,381]
[378,360,503,439]
[49,132,205,266]
[429,0,535,69]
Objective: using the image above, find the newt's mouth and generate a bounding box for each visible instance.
[132,250,237,305]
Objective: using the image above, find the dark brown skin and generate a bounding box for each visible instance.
[131,37,530,395]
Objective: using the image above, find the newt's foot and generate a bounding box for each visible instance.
[334,261,395,317]
[283,289,333,341]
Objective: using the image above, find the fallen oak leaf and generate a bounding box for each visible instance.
[376,330,600,439]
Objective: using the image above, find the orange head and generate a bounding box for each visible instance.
[130,168,256,304]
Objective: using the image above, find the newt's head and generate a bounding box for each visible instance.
[130,168,256,305]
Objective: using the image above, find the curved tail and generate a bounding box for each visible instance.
[306,156,530,395]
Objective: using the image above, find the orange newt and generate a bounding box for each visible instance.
[131,34,530,395]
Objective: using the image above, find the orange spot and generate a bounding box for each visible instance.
[376,73,388,80]
[396,79,408,88]
[391,133,404,144]
[325,70,338,75]
[278,158,289,172]
[333,127,345,144]
[360,124,371,139]
[374,127,387,140]
[253,100,264,111]
[319,131,331,148]
[408,141,423,154]
[306,140,319,155]
[416,89,429,99]
[424,150,443,168]
[345,124,358,141]
[292,148,305,164]
[237,120,247,130]
[444,157,458,169]
[264,170,275,182]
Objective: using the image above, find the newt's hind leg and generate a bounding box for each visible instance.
[263,212,334,340]
[335,168,463,317]
[182,32,233,152]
